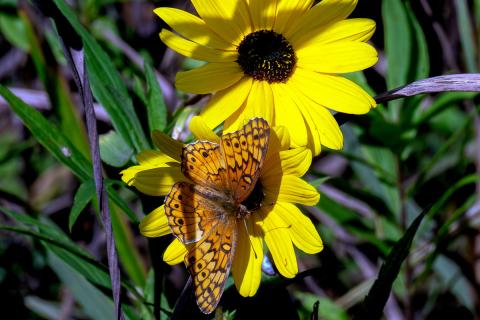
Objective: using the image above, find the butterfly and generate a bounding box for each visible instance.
[164,118,270,314]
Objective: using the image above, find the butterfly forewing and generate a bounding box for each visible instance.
[181,141,228,191]
[185,217,237,314]
[221,118,270,202]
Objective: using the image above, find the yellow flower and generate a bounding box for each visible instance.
[121,117,323,298]
[154,0,377,155]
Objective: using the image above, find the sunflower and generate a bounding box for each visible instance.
[121,116,323,301]
[154,0,377,155]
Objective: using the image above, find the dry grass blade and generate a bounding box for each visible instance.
[32,1,124,319]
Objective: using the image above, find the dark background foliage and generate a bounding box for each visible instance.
[0,0,479,319]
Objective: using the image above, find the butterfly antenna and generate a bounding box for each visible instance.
[243,219,258,259]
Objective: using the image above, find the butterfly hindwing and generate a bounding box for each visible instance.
[221,118,270,202]
[185,217,237,314]
[164,181,221,244]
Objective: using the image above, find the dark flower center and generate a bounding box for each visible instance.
[241,180,265,212]
[236,30,296,83]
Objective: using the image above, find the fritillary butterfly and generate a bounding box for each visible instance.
[164,118,270,314]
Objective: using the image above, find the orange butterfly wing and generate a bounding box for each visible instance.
[221,118,270,202]
[164,181,221,244]
[181,141,228,191]
[185,217,236,314]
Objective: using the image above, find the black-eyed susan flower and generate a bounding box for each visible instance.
[154,0,377,155]
[121,117,323,312]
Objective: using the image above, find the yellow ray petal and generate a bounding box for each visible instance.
[274,202,323,254]
[260,208,298,278]
[201,77,253,129]
[160,30,237,63]
[136,150,177,166]
[163,238,188,265]
[191,0,252,45]
[287,0,358,45]
[189,116,220,142]
[263,147,311,179]
[272,126,291,150]
[264,175,319,206]
[284,85,343,151]
[300,18,376,47]
[290,68,375,114]
[151,131,183,161]
[249,0,277,30]
[225,81,274,133]
[271,83,308,148]
[232,217,263,297]
[154,8,234,50]
[297,42,378,74]
[121,166,185,196]
[176,62,243,94]
[274,0,314,34]
[139,205,172,238]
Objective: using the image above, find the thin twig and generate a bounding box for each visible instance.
[336,74,480,125]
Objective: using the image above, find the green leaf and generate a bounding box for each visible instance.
[382,0,411,121]
[0,85,139,223]
[354,209,427,320]
[295,292,348,320]
[405,3,429,81]
[145,62,168,132]
[69,179,96,231]
[100,130,134,167]
[47,251,115,320]
[0,85,91,181]
[455,0,478,72]
[52,0,149,152]
[0,12,29,51]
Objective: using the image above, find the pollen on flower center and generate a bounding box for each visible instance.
[240,180,265,213]
[236,30,296,83]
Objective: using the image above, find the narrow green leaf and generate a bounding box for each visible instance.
[0,85,91,181]
[455,0,478,72]
[52,0,149,152]
[0,12,29,51]
[110,202,147,287]
[145,62,168,132]
[69,179,96,231]
[48,251,115,320]
[405,3,429,80]
[100,130,134,167]
[354,208,427,320]
[382,0,412,121]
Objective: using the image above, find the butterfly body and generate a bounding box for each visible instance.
[164,118,270,314]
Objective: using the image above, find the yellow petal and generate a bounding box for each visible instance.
[122,166,185,196]
[274,0,314,34]
[290,68,375,114]
[263,147,311,179]
[272,126,291,150]
[163,238,188,265]
[283,85,343,151]
[232,217,263,297]
[274,202,323,254]
[260,208,298,278]
[201,77,253,129]
[176,62,243,94]
[271,83,308,148]
[160,29,237,63]
[154,7,234,50]
[139,205,171,238]
[287,0,358,46]
[191,0,252,45]
[264,175,320,206]
[300,18,376,46]
[224,80,274,133]
[297,42,377,74]
[136,150,177,166]
[151,131,183,161]
[250,0,277,30]
[189,116,220,142]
